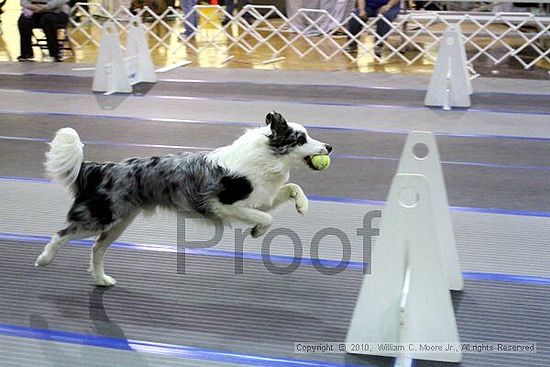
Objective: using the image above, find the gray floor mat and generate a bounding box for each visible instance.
[2,179,550,281]
[0,241,548,367]
[1,75,549,114]
[1,114,550,211]
[1,65,549,367]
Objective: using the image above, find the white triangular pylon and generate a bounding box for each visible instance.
[425,24,472,110]
[397,131,463,291]
[346,174,461,363]
[125,17,157,85]
[92,22,132,94]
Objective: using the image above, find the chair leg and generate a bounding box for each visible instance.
[31,27,74,59]
[59,28,74,57]
[32,30,50,55]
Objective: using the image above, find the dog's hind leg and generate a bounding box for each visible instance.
[90,214,137,287]
[35,224,96,267]
[219,207,273,238]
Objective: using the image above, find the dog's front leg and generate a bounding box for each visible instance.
[270,183,309,215]
[221,207,273,238]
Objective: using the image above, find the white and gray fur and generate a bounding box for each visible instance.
[35,112,332,286]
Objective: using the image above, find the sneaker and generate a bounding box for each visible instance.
[54,54,64,62]
[17,55,34,62]
[345,43,357,55]
[374,45,383,58]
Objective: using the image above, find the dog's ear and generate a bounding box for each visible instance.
[266,111,288,135]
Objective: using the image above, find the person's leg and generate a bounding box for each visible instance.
[40,12,68,58]
[39,12,60,57]
[223,0,253,25]
[181,0,197,37]
[346,7,376,51]
[221,0,234,24]
[225,0,235,16]
[18,13,36,59]
[346,8,362,49]
[239,0,253,21]
[375,4,399,44]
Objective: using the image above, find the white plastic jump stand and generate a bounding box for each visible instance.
[125,17,157,85]
[425,24,472,110]
[346,174,461,363]
[92,18,157,95]
[93,22,132,94]
[397,131,463,291]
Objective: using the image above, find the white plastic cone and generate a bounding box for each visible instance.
[397,131,463,291]
[425,24,472,109]
[92,22,132,94]
[125,17,156,85]
[346,174,461,363]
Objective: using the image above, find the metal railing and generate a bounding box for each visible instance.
[67,3,550,70]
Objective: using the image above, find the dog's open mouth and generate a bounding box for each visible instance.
[304,156,318,170]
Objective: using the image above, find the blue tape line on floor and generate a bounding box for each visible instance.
[0,323,368,367]
[2,232,550,286]
[2,175,550,218]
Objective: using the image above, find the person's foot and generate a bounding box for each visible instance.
[17,55,34,62]
[54,54,64,62]
[345,43,357,55]
[374,45,383,58]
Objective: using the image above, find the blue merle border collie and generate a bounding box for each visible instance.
[35,112,332,286]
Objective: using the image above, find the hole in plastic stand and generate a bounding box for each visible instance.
[412,143,429,160]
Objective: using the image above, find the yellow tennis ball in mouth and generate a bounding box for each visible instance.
[311,154,331,171]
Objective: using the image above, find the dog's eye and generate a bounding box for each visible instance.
[297,135,307,145]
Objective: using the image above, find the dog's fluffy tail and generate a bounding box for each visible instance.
[45,127,84,188]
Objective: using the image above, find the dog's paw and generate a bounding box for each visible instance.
[94,274,117,287]
[35,251,54,267]
[287,184,308,215]
[251,224,269,238]
[295,193,309,215]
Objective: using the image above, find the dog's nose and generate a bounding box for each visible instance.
[325,145,333,154]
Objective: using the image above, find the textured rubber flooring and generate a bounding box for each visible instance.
[1,74,549,114]
[3,89,549,140]
[1,67,550,367]
[0,240,548,367]
[1,62,549,94]
[0,334,245,367]
[2,112,550,212]
[2,179,550,278]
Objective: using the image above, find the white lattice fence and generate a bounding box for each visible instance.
[67,4,550,69]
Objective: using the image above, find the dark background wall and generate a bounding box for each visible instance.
[253,0,286,13]
[215,0,287,15]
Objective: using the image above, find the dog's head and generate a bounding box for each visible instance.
[265,111,332,170]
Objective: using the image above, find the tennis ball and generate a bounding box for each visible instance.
[311,154,330,171]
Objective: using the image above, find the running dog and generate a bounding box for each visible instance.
[35,111,332,286]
